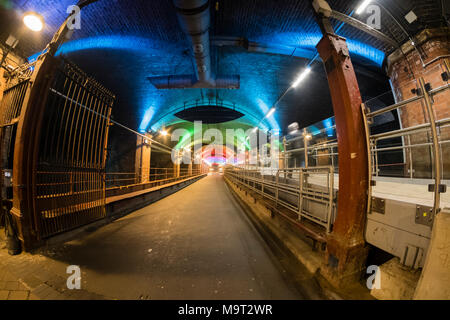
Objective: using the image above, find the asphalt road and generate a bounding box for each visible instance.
[45,174,327,299]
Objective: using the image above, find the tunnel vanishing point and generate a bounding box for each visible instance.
[0,0,449,301]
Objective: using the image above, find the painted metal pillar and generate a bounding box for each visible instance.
[314,9,369,286]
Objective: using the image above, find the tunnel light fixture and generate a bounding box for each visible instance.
[23,12,45,32]
[355,0,371,15]
[265,108,276,118]
[160,130,168,136]
[291,67,311,88]
[303,132,312,140]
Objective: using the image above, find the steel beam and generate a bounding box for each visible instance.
[330,10,399,49]
[313,4,370,287]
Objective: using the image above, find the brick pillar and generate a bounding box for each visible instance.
[135,134,152,183]
[173,151,180,178]
[173,162,180,178]
[387,28,450,179]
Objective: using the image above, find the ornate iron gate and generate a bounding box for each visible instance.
[0,62,35,206]
[0,54,115,244]
[33,58,114,238]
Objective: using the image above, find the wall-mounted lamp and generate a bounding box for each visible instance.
[23,12,45,32]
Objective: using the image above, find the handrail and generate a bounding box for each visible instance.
[224,166,335,232]
[279,77,449,218]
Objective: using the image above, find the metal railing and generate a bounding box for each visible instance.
[106,167,204,188]
[283,71,449,216]
[225,166,335,232]
[230,62,449,234]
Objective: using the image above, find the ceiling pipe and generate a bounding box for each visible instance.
[148,0,240,89]
[148,74,240,89]
[174,0,212,83]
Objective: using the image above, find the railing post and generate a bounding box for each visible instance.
[330,145,334,169]
[262,168,265,195]
[374,138,379,177]
[275,169,279,206]
[327,166,334,233]
[407,135,414,178]
[361,104,373,215]
[298,169,303,221]
[303,128,309,168]
[419,77,441,215]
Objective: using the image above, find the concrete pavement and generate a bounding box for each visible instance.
[0,174,328,299]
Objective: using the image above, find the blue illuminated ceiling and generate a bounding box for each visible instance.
[1,0,405,135]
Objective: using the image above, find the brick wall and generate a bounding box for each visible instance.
[387,28,450,179]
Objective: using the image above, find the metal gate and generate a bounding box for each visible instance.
[0,62,36,212]
[32,58,115,238]
[1,54,115,242]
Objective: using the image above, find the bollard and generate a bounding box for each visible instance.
[2,199,21,255]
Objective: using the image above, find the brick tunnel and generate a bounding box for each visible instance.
[0,0,449,303]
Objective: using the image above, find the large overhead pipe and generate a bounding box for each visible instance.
[174,0,212,83]
[148,74,240,89]
[148,0,240,89]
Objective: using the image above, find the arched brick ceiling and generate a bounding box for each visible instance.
[0,0,446,134]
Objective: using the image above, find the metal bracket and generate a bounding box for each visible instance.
[330,10,398,48]
[411,88,422,96]
[371,197,385,214]
[415,205,434,227]
[428,184,447,193]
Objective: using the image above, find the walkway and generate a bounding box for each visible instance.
[0,174,328,299]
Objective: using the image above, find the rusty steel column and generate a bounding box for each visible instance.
[313,7,369,287]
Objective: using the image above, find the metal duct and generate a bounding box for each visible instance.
[147,0,240,89]
[148,74,239,89]
[174,0,212,83]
